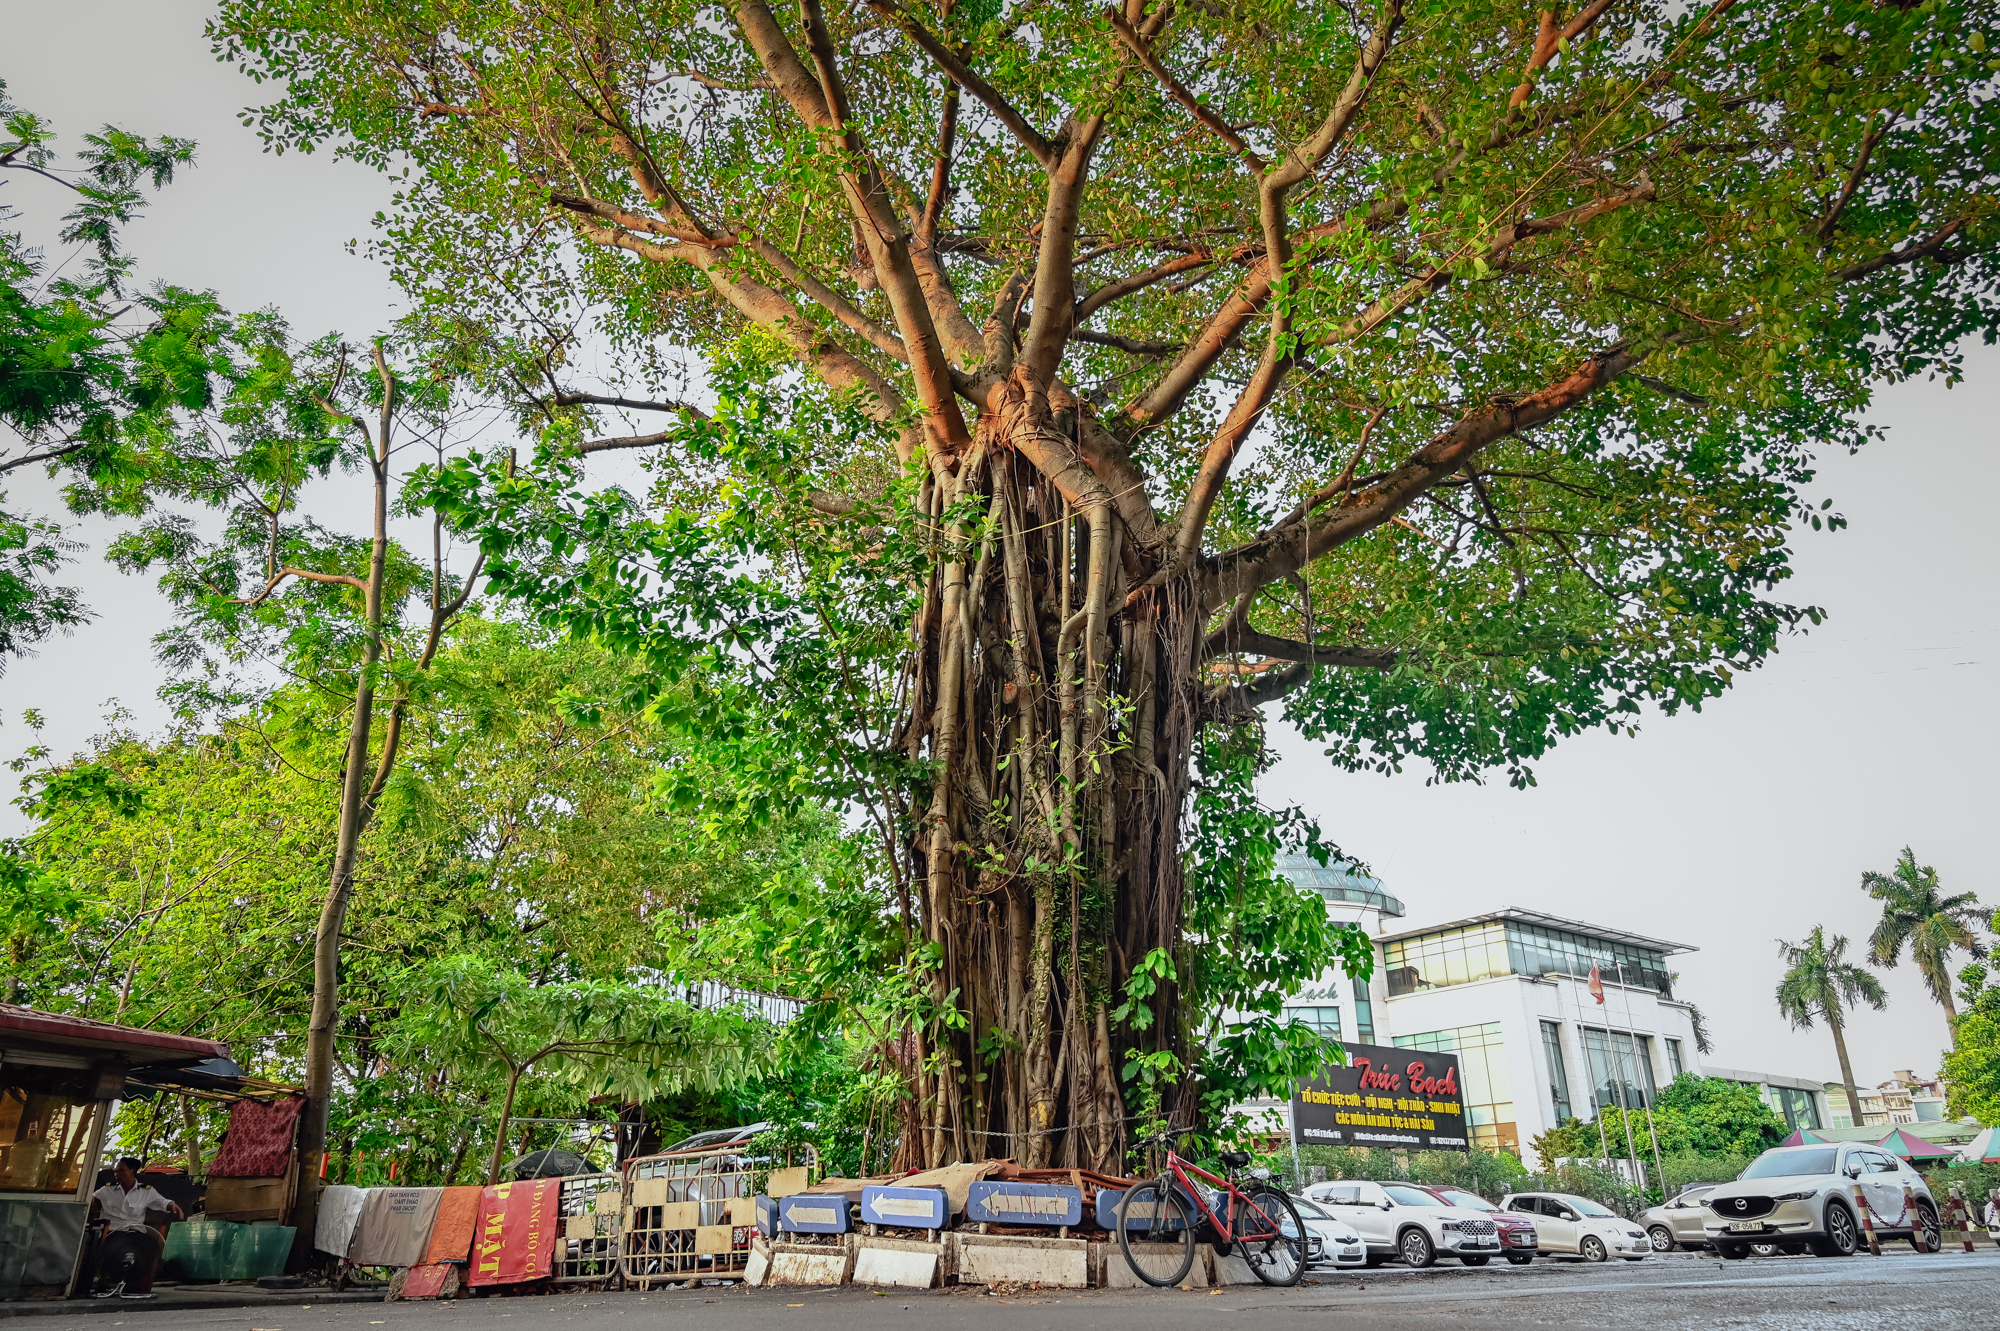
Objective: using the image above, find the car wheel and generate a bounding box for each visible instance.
[1749,1243,1780,1257]
[1505,1253,1534,1265]
[1909,1201,1941,1253]
[1579,1235,1608,1263]
[1399,1228,1436,1268]
[1459,1254,1490,1267]
[1647,1225,1675,1253]
[1810,1201,1859,1257]
[1716,1243,1751,1260]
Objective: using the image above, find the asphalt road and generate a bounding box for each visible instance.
[30,1248,2000,1330]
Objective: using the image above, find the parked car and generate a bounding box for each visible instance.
[1499,1192,1650,1262]
[1287,1194,1368,1268]
[1302,1180,1505,1267]
[1639,1183,1721,1252]
[1414,1185,1540,1265]
[1697,1142,1940,1259]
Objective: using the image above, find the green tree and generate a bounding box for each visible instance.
[1941,963,2000,1126]
[1,79,216,670]
[1530,1074,1784,1167]
[211,0,2000,1169]
[1863,846,1988,1036]
[386,954,772,1183]
[1775,927,1886,1130]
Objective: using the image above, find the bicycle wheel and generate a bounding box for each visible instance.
[1240,1183,1307,1287]
[1117,1178,1197,1288]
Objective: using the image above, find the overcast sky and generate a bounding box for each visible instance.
[5,4,1994,1095]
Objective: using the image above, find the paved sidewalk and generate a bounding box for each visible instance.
[0,1285,386,1319]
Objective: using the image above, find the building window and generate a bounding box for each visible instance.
[1383,923,1512,995]
[1541,1021,1574,1123]
[1665,1038,1685,1080]
[1580,1028,1658,1114]
[1774,1086,1821,1132]
[1395,1023,1515,1152]
[1384,920,1674,998]
[1285,1006,1342,1040]
[1351,977,1375,1043]
[1503,922,1673,998]
[0,1064,101,1194]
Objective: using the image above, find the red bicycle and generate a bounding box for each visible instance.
[1116,1132,1307,1287]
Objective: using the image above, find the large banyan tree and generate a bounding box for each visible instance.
[214,0,1997,1172]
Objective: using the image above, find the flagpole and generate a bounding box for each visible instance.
[1558,968,1612,1172]
[1616,961,1669,1198]
[1593,963,1643,1189]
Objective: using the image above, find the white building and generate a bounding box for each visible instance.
[1253,857,1710,1156]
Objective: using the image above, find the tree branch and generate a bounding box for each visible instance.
[231,567,370,608]
[1106,10,1267,171]
[1075,251,1214,322]
[861,0,1056,168]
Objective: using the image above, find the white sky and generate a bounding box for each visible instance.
[4,3,1994,1095]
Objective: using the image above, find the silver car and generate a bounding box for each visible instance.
[1641,1183,1721,1252]
[1698,1143,1940,1258]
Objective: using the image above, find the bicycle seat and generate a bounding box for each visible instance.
[1219,1150,1252,1169]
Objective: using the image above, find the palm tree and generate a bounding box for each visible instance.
[1775,928,1887,1129]
[1863,847,1988,1034]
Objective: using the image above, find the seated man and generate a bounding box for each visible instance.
[88,1157,185,1299]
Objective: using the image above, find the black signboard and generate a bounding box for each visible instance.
[1290,1039,1470,1153]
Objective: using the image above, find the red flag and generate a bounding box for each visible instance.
[1587,966,1605,1004]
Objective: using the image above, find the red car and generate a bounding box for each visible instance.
[1416,1185,1539,1264]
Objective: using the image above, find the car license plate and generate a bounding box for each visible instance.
[1728,1220,1765,1233]
[1469,1237,1497,1247]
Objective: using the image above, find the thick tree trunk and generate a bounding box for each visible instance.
[486,1067,525,1186]
[897,412,1201,1173]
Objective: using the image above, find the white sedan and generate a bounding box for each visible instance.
[1288,1194,1368,1267]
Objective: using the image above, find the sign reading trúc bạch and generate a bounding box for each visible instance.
[1290,1040,1470,1153]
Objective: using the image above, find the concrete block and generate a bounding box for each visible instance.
[769,1249,852,1286]
[745,1244,771,1287]
[852,1245,939,1288]
[957,1235,1090,1288]
[1211,1251,1258,1285]
[1101,1245,1207,1288]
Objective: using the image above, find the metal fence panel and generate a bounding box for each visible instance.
[618,1145,815,1288]
[552,1172,623,1284]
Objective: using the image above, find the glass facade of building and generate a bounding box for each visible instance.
[1383,919,1674,998]
[1394,1023,1516,1151]
[1540,1020,1574,1123]
[1581,1027,1657,1113]
[1274,853,1406,917]
[1774,1086,1821,1131]
[1285,1006,1342,1040]
[1665,1037,1685,1080]
[1351,977,1375,1043]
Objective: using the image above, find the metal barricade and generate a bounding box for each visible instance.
[618,1144,816,1288]
[552,1172,624,1285]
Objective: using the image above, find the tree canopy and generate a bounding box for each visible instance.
[201,0,2000,1168]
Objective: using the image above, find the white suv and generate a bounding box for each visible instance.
[1699,1143,1940,1258]
[1302,1180,1504,1267]
[1499,1192,1651,1261]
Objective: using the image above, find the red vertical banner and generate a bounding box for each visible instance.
[468,1178,561,1287]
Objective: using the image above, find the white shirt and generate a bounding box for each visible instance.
[92,1181,172,1234]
